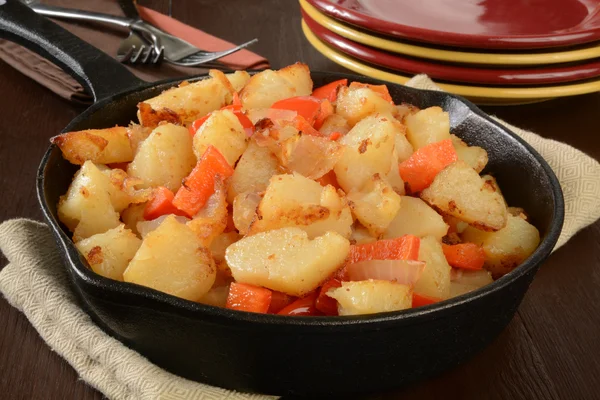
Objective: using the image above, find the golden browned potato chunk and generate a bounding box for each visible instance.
[318,114,350,136]
[127,123,196,192]
[248,173,353,239]
[333,114,396,193]
[336,86,395,126]
[193,109,248,165]
[394,131,414,163]
[124,216,216,301]
[228,140,280,203]
[421,161,508,231]
[186,181,228,247]
[414,236,452,299]
[120,202,147,235]
[384,196,448,240]
[461,213,540,278]
[451,134,488,173]
[347,174,401,237]
[52,126,133,165]
[138,70,250,126]
[280,134,343,179]
[75,224,141,281]
[225,227,350,296]
[404,106,450,150]
[449,269,493,298]
[57,161,121,241]
[239,63,312,109]
[327,280,412,316]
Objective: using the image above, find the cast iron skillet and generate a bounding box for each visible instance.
[0,1,564,396]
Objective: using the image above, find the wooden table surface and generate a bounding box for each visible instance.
[1,1,599,399]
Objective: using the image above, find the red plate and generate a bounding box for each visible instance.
[307,0,600,50]
[303,10,600,86]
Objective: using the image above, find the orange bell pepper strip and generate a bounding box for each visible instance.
[294,115,323,137]
[277,292,323,316]
[312,78,348,102]
[349,82,393,103]
[315,278,342,316]
[398,139,457,193]
[271,96,322,124]
[268,291,297,314]
[442,243,485,270]
[412,293,441,308]
[313,99,334,130]
[226,282,272,313]
[143,186,190,220]
[172,146,234,217]
[348,235,421,264]
[188,114,211,136]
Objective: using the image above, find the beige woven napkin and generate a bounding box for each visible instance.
[1,75,599,400]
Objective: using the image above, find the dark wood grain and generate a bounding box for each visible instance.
[1,1,599,399]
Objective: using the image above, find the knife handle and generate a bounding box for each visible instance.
[30,4,133,29]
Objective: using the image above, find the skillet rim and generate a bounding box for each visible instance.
[37,71,565,328]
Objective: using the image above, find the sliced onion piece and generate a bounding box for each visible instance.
[281,135,343,179]
[347,259,425,286]
[137,215,189,238]
[247,109,298,125]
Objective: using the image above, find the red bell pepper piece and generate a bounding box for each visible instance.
[226,282,272,313]
[348,235,421,264]
[313,99,334,130]
[271,96,322,125]
[398,139,457,193]
[277,292,322,316]
[442,243,485,270]
[412,293,441,308]
[268,291,297,314]
[349,82,393,103]
[143,186,190,220]
[312,79,348,102]
[315,279,342,315]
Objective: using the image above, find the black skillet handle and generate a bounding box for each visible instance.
[0,0,145,102]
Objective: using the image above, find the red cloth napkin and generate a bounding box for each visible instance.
[0,1,269,104]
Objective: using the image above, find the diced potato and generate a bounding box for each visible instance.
[75,224,141,281]
[421,161,508,231]
[482,175,507,206]
[198,284,230,307]
[385,153,406,195]
[404,106,450,150]
[98,166,151,212]
[127,124,152,154]
[209,231,241,263]
[347,175,401,237]
[414,236,452,299]
[350,224,377,245]
[384,196,448,240]
[228,140,280,203]
[186,181,228,247]
[232,192,262,235]
[449,270,493,297]
[334,114,397,192]
[318,114,350,136]
[57,161,121,241]
[138,71,249,126]
[508,206,527,219]
[280,134,343,179]
[127,123,196,192]
[52,126,133,165]
[394,102,420,122]
[124,216,216,301]
[443,213,469,234]
[336,86,395,126]
[327,280,412,316]
[192,109,248,165]
[461,214,540,278]
[451,134,488,173]
[249,173,353,238]
[225,227,349,296]
[121,202,147,236]
[394,131,414,163]
[239,63,312,109]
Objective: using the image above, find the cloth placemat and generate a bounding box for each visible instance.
[1,75,599,399]
[0,0,269,104]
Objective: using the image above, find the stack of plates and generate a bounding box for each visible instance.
[300,0,600,105]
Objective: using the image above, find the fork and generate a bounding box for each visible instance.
[29,4,258,67]
[117,31,164,65]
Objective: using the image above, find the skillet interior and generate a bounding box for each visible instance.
[38,72,564,395]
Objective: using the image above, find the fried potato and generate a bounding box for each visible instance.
[232,192,262,235]
[394,130,414,163]
[421,161,508,231]
[328,280,412,316]
[414,236,452,299]
[461,213,540,278]
[192,109,248,165]
[385,152,406,195]
[120,202,147,236]
[225,227,350,296]
[404,106,450,150]
[280,134,343,179]
[334,114,397,193]
[451,134,488,173]
[75,224,141,281]
[384,196,448,240]
[239,63,312,109]
[228,140,280,203]
[124,215,216,301]
[52,126,133,165]
[335,86,395,126]
[347,174,401,237]
[57,161,121,241]
[127,123,196,192]
[450,269,493,298]
[318,114,350,136]
[249,173,353,238]
[187,180,228,247]
[138,70,250,127]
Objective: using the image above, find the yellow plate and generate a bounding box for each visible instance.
[300,0,600,66]
[302,19,600,103]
